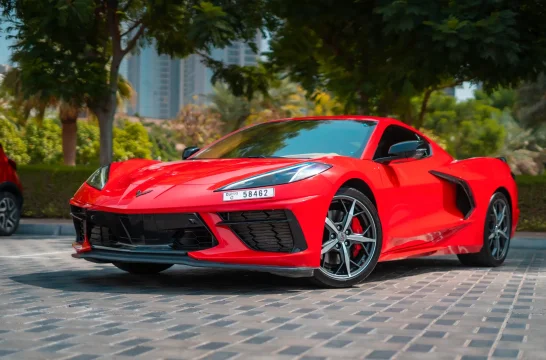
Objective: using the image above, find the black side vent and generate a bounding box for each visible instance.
[218,210,307,253]
[430,170,476,219]
[455,183,472,218]
[70,205,85,243]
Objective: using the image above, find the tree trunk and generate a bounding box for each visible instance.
[59,105,79,166]
[61,120,78,166]
[357,91,369,114]
[98,109,114,165]
[415,88,433,129]
[233,112,250,132]
[96,56,121,166]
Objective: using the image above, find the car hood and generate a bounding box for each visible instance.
[102,158,311,202]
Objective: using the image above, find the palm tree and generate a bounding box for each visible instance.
[516,73,546,130]
[208,79,307,132]
[1,68,134,166]
[0,68,56,126]
[208,83,251,134]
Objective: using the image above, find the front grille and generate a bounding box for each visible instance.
[218,210,306,253]
[70,206,217,251]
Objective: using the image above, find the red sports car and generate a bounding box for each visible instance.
[0,143,23,236]
[70,116,519,287]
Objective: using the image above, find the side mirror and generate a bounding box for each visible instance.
[182,146,200,160]
[388,140,422,158]
[376,140,425,164]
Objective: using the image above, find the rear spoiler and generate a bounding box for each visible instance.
[496,157,515,179]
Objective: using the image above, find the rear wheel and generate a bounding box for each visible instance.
[312,187,382,288]
[458,192,511,267]
[0,192,20,236]
[113,262,173,274]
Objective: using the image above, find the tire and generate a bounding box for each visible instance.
[457,192,511,267]
[0,192,21,236]
[113,262,173,274]
[312,187,382,288]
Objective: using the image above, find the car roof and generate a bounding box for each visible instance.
[272,115,406,126]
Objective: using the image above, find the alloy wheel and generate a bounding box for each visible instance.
[0,196,18,234]
[320,195,377,280]
[488,198,510,260]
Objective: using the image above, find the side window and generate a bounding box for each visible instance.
[373,125,431,159]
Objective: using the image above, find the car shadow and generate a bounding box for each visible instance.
[9,256,471,295]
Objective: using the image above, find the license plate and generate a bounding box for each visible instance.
[223,188,275,201]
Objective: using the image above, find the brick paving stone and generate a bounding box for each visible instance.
[1,236,546,359]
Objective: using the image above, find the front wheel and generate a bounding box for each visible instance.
[312,187,382,288]
[458,192,511,267]
[113,262,173,274]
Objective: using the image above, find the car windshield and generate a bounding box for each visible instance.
[193,120,377,159]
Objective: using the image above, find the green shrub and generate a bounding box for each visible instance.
[0,118,30,164]
[113,120,153,161]
[18,165,95,218]
[76,120,101,165]
[24,118,63,164]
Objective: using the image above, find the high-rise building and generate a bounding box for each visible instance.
[125,33,262,119]
[180,34,262,107]
[126,47,180,119]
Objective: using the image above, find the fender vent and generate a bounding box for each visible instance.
[429,171,476,219]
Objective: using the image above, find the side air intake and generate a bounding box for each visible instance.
[429,171,476,219]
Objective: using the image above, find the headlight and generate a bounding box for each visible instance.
[218,162,331,191]
[86,165,110,190]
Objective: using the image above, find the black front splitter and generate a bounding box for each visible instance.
[73,248,316,278]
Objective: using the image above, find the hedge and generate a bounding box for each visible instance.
[16,165,546,231]
[515,175,546,231]
[18,165,95,218]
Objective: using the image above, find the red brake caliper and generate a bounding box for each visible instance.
[351,217,363,257]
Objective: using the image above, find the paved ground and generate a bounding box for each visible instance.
[1,236,545,360]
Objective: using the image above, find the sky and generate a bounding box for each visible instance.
[0,32,12,65]
[455,82,478,101]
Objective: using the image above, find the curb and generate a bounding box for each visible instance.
[16,223,76,236]
[511,238,546,250]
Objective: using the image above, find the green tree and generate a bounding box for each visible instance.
[0,118,30,164]
[2,0,272,165]
[422,93,505,159]
[23,118,63,164]
[267,0,546,123]
[475,88,517,112]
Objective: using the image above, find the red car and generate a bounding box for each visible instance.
[0,143,23,236]
[70,116,519,287]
